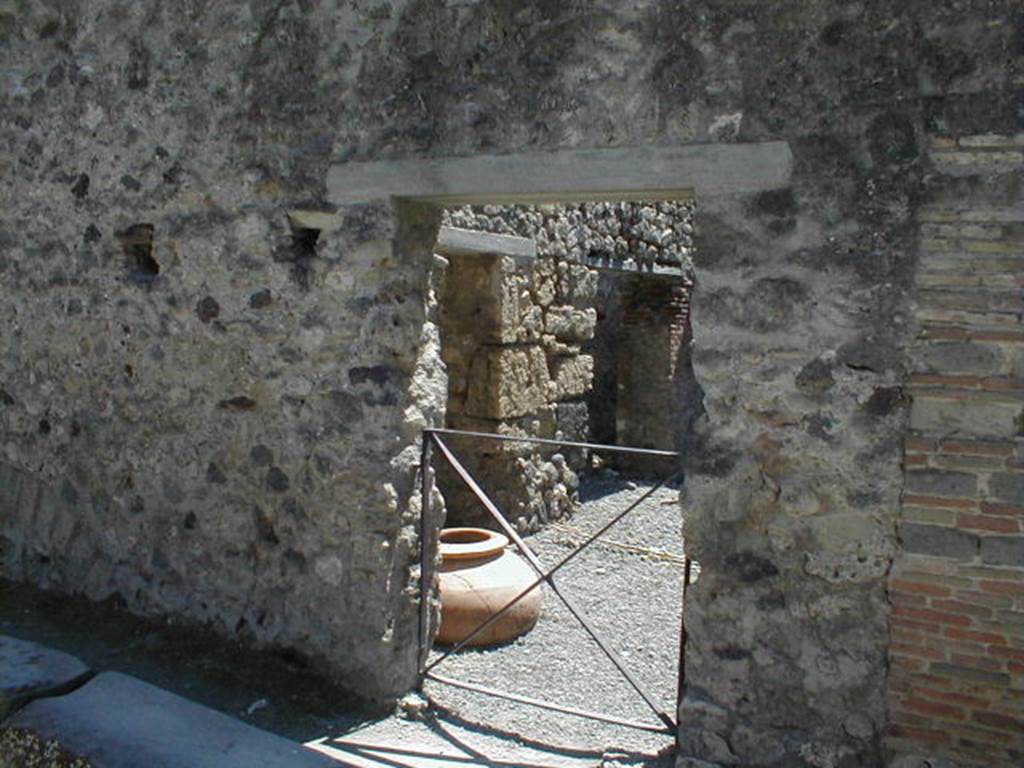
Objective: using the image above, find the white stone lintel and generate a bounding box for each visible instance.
[327,142,793,206]
[434,226,536,262]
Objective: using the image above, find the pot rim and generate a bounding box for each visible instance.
[439,527,510,561]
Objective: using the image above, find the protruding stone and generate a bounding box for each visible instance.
[464,346,551,419]
[550,355,593,400]
[543,307,596,342]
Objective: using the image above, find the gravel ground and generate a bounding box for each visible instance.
[422,474,692,765]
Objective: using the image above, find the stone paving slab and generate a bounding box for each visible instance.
[8,671,341,767]
[0,634,92,719]
[308,715,602,768]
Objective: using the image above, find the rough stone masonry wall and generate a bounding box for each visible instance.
[445,200,696,273]
[0,3,1021,766]
[444,201,696,468]
[673,9,1019,766]
[886,134,1024,768]
[0,2,449,704]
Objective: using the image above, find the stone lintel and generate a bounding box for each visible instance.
[582,257,687,277]
[286,210,340,232]
[326,142,792,206]
[434,226,537,263]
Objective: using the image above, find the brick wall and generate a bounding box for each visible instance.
[614,275,691,473]
[887,134,1024,766]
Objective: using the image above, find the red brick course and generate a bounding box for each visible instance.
[890,140,1024,767]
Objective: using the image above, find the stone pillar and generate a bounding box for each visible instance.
[433,227,594,533]
[675,185,910,766]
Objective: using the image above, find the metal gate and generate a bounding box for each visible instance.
[416,427,693,737]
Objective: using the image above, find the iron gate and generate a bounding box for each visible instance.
[417,427,693,737]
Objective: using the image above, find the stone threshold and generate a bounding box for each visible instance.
[1,634,336,767]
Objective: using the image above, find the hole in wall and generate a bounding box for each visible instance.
[276,223,321,290]
[291,227,320,261]
[119,223,159,286]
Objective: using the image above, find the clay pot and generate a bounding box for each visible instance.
[435,527,543,647]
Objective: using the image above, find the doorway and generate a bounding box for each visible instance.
[419,199,698,761]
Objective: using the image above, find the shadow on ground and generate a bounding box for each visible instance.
[0,579,371,741]
[311,698,675,768]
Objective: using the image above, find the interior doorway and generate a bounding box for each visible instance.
[433,200,698,528]
[418,199,698,761]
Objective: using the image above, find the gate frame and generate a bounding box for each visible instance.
[417,427,692,737]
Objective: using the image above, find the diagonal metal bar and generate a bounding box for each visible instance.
[424,466,681,670]
[428,432,677,730]
[426,427,679,458]
[425,672,675,735]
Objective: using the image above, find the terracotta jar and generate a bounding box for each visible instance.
[435,527,543,647]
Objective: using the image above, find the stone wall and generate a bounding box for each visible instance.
[445,201,695,273]
[444,201,696,472]
[0,1,450,703]
[0,2,1020,765]
[433,228,592,531]
[886,133,1024,768]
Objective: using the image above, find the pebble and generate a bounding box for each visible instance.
[244,698,269,716]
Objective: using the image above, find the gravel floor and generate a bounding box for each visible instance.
[422,473,692,765]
